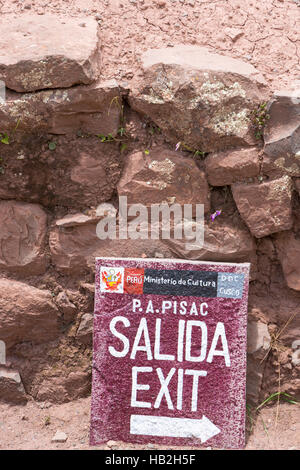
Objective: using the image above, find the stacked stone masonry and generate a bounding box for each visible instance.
[0,15,299,406]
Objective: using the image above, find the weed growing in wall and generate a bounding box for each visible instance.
[252,102,270,140]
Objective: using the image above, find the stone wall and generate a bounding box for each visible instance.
[0,15,299,406]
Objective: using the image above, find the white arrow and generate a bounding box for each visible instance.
[130,414,221,443]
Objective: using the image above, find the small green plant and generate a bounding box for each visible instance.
[256,392,298,411]
[259,312,298,428]
[108,96,123,117]
[0,119,21,146]
[104,95,129,148]
[0,130,11,176]
[260,416,270,441]
[147,123,161,135]
[96,127,129,155]
[44,415,51,426]
[175,141,207,158]
[179,142,207,159]
[97,128,128,142]
[193,149,206,159]
[0,132,10,144]
[96,133,114,143]
[252,102,270,140]
[117,127,126,137]
[120,143,127,153]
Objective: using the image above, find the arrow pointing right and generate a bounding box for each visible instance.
[194,415,221,443]
[130,414,221,443]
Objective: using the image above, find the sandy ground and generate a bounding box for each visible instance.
[0,397,299,450]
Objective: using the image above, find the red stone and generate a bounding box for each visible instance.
[130,46,267,152]
[274,231,300,291]
[117,147,210,213]
[0,201,47,275]
[0,278,59,348]
[263,88,300,176]
[0,80,121,136]
[204,147,260,186]
[0,14,100,92]
[231,176,293,238]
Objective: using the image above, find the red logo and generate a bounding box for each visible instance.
[101,268,123,292]
[124,268,144,294]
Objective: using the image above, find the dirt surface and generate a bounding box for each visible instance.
[0,397,299,450]
[0,0,299,93]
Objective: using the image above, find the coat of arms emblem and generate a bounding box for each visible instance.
[100,267,124,293]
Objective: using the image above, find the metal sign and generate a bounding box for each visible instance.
[90,257,250,449]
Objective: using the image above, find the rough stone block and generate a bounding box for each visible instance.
[0,14,100,92]
[0,367,27,404]
[0,201,47,275]
[205,147,260,186]
[0,278,59,348]
[117,147,210,213]
[130,46,267,152]
[263,88,300,176]
[232,176,293,238]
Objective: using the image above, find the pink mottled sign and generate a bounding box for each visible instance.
[90,257,250,449]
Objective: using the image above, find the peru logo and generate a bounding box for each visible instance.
[100,267,124,293]
[124,268,145,295]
